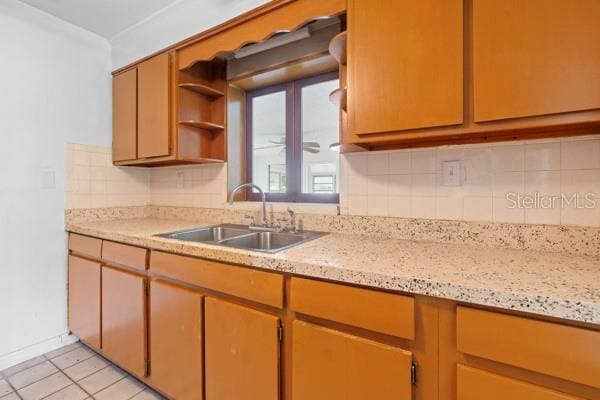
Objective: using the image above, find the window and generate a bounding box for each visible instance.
[247,72,340,203]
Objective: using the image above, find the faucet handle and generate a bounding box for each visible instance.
[243,214,256,226]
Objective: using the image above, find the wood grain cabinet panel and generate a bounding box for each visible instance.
[205,297,280,400]
[457,307,600,388]
[457,365,584,400]
[68,256,101,350]
[68,233,102,259]
[102,241,147,272]
[150,251,284,308]
[291,320,413,400]
[290,277,414,339]
[138,53,170,159]
[347,0,463,135]
[112,68,137,162]
[101,267,147,377]
[149,281,203,400]
[473,0,600,121]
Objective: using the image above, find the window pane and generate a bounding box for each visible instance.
[252,91,286,193]
[301,79,340,194]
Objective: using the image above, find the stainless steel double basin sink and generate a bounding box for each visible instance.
[155,224,326,253]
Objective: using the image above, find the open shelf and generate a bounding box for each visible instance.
[329,31,347,65]
[179,83,225,98]
[179,120,225,130]
[329,87,347,111]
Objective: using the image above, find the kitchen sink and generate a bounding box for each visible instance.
[219,231,312,252]
[155,224,326,253]
[156,224,252,243]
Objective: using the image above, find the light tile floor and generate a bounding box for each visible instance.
[0,343,165,400]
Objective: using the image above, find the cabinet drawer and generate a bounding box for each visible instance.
[68,233,102,259]
[149,251,284,308]
[457,365,582,400]
[457,307,600,388]
[102,241,148,272]
[290,277,414,339]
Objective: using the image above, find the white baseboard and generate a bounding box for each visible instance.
[0,333,79,371]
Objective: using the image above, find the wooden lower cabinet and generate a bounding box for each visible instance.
[149,281,203,400]
[101,266,147,377]
[457,365,582,400]
[67,238,600,400]
[291,320,413,400]
[68,255,101,350]
[204,297,280,400]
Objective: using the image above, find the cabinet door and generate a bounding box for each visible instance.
[457,365,583,400]
[102,267,146,377]
[138,53,170,159]
[205,297,280,400]
[347,0,463,135]
[473,0,600,122]
[149,281,203,400]
[68,256,101,350]
[112,68,137,162]
[292,321,413,400]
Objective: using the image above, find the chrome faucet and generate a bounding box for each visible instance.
[228,183,269,227]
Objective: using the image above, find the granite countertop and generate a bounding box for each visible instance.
[66,217,600,325]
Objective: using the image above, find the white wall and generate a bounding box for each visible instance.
[0,0,111,367]
[110,0,269,69]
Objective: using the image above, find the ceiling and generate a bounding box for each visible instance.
[18,0,181,38]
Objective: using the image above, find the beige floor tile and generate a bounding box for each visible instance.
[1,356,47,378]
[8,361,58,390]
[50,348,94,370]
[0,393,20,400]
[130,389,166,399]
[45,343,82,360]
[17,372,71,400]
[93,377,144,400]
[77,366,125,394]
[42,384,88,400]
[62,356,108,382]
[0,379,13,396]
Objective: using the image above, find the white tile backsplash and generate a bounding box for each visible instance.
[67,134,600,228]
[66,144,150,209]
[340,135,600,226]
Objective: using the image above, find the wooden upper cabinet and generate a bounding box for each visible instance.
[292,321,413,400]
[101,267,147,377]
[112,68,137,162]
[149,281,203,400]
[137,53,171,159]
[204,297,280,400]
[68,256,101,350]
[347,0,463,135]
[473,0,600,122]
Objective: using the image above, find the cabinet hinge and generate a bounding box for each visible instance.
[411,362,417,385]
[278,324,284,342]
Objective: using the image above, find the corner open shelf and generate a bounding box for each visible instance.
[329,87,347,111]
[329,31,347,66]
[178,120,225,130]
[178,83,225,98]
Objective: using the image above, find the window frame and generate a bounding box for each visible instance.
[246,71,340,203]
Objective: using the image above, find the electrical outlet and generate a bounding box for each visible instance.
[442,160,462,186]
[176,171,184,189]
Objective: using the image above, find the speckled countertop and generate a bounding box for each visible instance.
[66,217,600,325]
